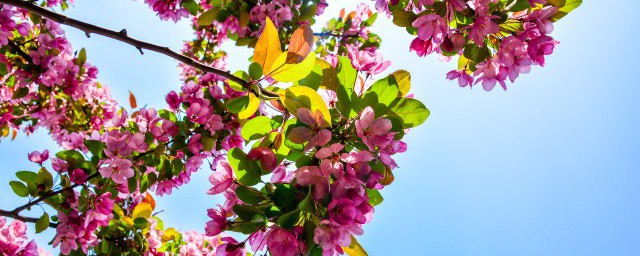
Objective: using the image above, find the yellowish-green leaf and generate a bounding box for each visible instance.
[196,7,220,26]
[342,235,368,256]
[132,202,153,220]
[253,17,282,74]
[392,70,411,96]
[238,93,260,120]
[269,52,317,83]
[279,85,330,126]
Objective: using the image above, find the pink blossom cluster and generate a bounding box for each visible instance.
[374,0,563,90]
[142,0,189,22]
[53,192,114,254]
[0,5,117,144]
[0,217,50,256]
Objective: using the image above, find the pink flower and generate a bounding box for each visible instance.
[446,70,474,87]
[266,228,299,256]
[27,149,49,164]
[468,15,499,46]
[186,102,212,124]
[52,227,78,255]
[355,107,394,151]
[527,35,558,67]
[316,143,345,177]
[99,157,134,185]
[205,207,227,236]
[412,14,448,44]
[289,108,332,151]
[270,165,293,183]
[313,220,351,251]
[294,166,330,200]
[328,198,366,226]
[410,37,435,57]
[346,45,391,75]
[208,161,233,195]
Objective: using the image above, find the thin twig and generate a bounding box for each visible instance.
[0,0,278,98]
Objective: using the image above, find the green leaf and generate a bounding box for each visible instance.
[241,116,272,141]
[75,48,87,65]
[55,150,85,166]
[15,171,37,183]
[391,9,417,27]
[298,188,315,213]
[361,75,400,117]
[196,7,220,26]
[226,96,250,113]
[463,43,490,63]
[84,140,105,158]
[336,56,357,117]
[134,217,150,229]
[272,184,298,211]
[277,209,301,229]
[227,148,261,186]
[236,186,267,205]
[180,0,198,16]
[9,181,28,197]
[366,188,383,206]
[36,168,53,191]
[248,62,263,80]
[35,212,49,233]
[388,98,430,129]
[227,71,250,92]
[548,0,582,22]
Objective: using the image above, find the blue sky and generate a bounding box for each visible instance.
[1,0,639,255]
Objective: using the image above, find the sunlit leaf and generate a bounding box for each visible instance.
[269,52,317,82]
[279,86,331,126]
[253,17,282,74]
[342,235,368,256]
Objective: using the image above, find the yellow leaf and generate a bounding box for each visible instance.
[162,228,181,242]
[253,17,282,74]
[342,235,369,256]
[129,90,137,109]
[132,202,153,220]
[287,24,314,63]
[270,52,317,83]
[142,193,156,210]
[392,70,411,96]
[238,93,260,120]
[279,85,330,127]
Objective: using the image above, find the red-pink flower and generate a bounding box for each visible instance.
[328,198,366,226]
[266,228,299,256]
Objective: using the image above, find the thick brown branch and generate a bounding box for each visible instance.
[0,209,57,228]
[0,0,278,98]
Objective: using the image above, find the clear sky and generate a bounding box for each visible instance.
[1,0,638,255]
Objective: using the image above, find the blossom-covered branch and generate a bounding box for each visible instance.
[0,0,278,98]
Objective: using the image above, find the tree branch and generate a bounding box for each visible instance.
[0,0,278,98]
[0,209,57,228]
[11,172,100,214]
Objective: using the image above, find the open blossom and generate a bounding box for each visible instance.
[27,149,49,164]
[289,108,331,151]
[412,14,448,44]
[99,157,134,184]
[294,166,330,200]
[468,15,500,46]
[313,220,352,252]
[346,45,391,75]
[208,161,233,195]
[205,207,228,237]
[355,107,394,151]
[267,228,299,256]
[328,198,366,226]
[446,70,474,87]
[316,143,346,177]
